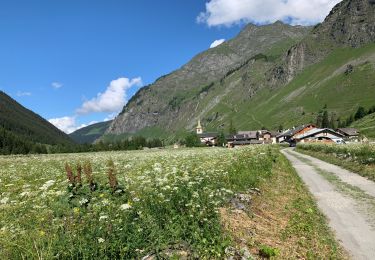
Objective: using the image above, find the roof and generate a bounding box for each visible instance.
[294,128,344,140]
[277,124,316,137]
[233,140,263,145]
[336,128,359,136]
[198,132,218,138]
[237,131,258,139]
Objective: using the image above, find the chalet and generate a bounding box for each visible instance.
[258,130,278,144]
[277,124,316,143]
[336,128,360,142]
[226,130,277,147]
[226,131,258,147]
[294,128,345,144]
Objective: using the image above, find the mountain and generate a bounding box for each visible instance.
[0,91,73,145]
[106,22,310,136]
[69,120,112,144]
[106,0,375,140]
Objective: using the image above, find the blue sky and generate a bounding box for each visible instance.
[0,0,340,133]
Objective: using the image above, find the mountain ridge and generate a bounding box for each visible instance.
[107,21,311,136]
[106,0,375,140]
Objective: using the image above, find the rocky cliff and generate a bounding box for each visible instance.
[269,0,375,86]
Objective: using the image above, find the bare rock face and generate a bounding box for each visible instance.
[316,0,375,47]
[269,0,375,86]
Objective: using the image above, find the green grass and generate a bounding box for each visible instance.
[0,146,278,259]
[0,146,348,259]
[101,126,170,142]
[351,113,375,139]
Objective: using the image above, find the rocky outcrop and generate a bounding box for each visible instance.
[315,0,375,47]
[269,0,375,87]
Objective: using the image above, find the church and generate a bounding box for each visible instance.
[196,120,219,146]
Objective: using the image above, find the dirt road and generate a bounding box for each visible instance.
[281,148,375,260]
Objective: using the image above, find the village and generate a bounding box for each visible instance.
[195,120,361,148]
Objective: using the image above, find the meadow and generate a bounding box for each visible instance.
[0,146,277,259]
[0,146,347,259]
[297,143,375,181]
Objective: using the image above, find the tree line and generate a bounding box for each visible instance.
[315,104,375,129]
[0,129,164,156]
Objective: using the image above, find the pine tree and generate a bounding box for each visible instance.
[329,113,336,129]
[354,106,366,121]
[217,131,226,147]
[322,110,329,128]
[316,111,323,128]
[228,119,237,135]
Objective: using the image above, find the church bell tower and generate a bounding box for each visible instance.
[196,120,203,134]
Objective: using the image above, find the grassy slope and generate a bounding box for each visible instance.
[203,43,375,131]
[101,126,170,143]
[70,121,112,144]
[351,113,375,138]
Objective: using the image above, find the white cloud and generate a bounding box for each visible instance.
[197,0,341,26]
[210,39,226,48]
[49,116,78,134]
[48,116,100,134]
[16,91,32,97]
[77,77,142,115]
[52,82,63,89]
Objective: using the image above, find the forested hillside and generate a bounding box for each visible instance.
[0,91,74,154]
[70,120,112,144]
[0,91,73,145]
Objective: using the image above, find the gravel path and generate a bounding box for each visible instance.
[282,148,375,260]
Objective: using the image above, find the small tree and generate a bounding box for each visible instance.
[329,113,336,129]
[228,119,237,135]
[316,110,323,128]
[185,132,201,147]
[217,131,226,147]
[322,110,329,128]
[354,106,366,121]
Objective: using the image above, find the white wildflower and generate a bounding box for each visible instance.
[99,215,108,221]
[120,203,132,210]
[0,197,9,204]
[98,238,105,243]
[79,198,89,206]
[40,180,55,191]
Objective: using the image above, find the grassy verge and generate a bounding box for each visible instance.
[296,148,375,182]
[220,151,348,259]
